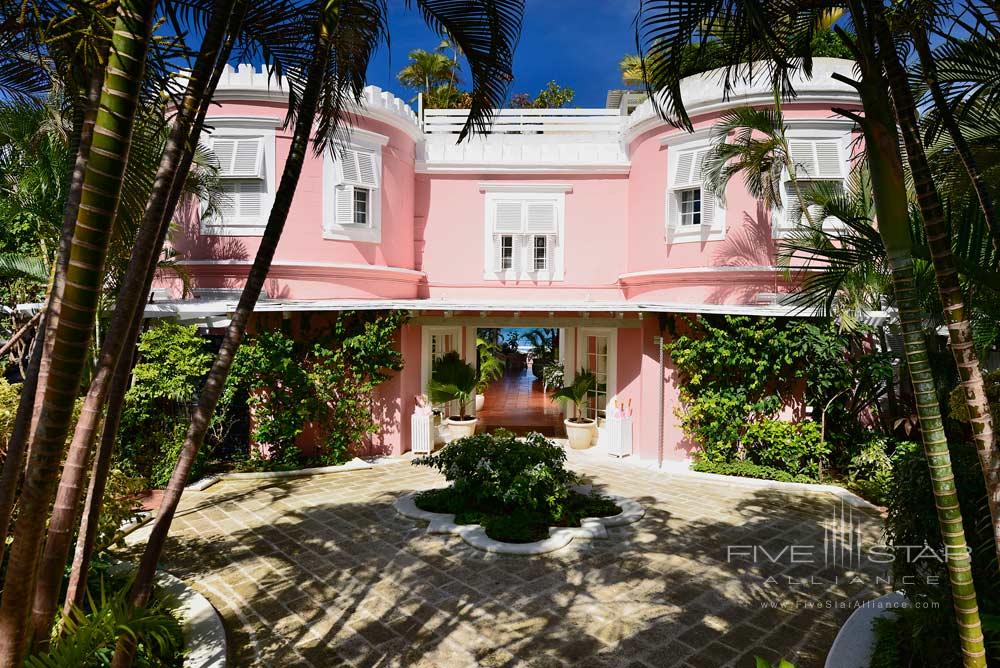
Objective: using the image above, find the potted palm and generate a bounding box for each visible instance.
[428,350,479,439]
[474,337,505,411]
[551,370,598,449]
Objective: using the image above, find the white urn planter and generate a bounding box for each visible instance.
[447,416,478,439]
[475,393,485,412]
[564,418,596,449]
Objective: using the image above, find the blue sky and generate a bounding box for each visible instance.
[365,0,642,108]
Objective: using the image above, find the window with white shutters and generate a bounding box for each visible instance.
[776,139,847,234]
[323,135,386,243]
[204,135,270,233]
[665,144,724,242]
[483,192,564,280]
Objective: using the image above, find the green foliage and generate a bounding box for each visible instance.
[415,430,579,518]
[228,330,313,470]
[665,315,891,481]
[691,459,815,484]
[742,420,827,478]
[870,615,904,668]
[475,337,505,394]
[846,435,896,505]
[510,81,575,108]
[427,350,478,417]
[222,311,407,470]
[26,579,183,668]
[541,361,564,389]
[94,469,146,553]
[883,440,1000,666]
[550,370,596,420]
[754,658,795,668]
[0,378,20,448]
[118,323,214,487]
[414,433,620,543]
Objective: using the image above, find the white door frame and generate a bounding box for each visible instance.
[576,327,617,421]
[420,325,463,395]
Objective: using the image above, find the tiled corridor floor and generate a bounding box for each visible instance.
[478,370,565,435]
[125,459,888,667]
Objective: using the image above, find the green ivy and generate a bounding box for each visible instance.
[665,315,891,479]
[119,322,214,487]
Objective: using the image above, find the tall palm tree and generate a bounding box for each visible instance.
[397,48,457,102]
[619,54,644,87]
[111,1,522,665]
[0,0,156,663]
[873,10,1000,574]
[634,2,987,664]
[28,0,252,644]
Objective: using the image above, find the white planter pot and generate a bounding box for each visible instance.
[447,416,478,440]
[475,394,485,412]
[564,419,596,450]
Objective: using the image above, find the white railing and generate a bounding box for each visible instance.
[423,108,623,135]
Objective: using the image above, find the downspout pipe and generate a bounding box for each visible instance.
[654,335,665,469]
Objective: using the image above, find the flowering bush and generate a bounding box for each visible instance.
[415,430,579,518]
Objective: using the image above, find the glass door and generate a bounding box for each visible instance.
[582,333,609,420]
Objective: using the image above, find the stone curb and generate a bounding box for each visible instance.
[186,456,406,488]
[107,563,227,668]
[825,592,908,668]
[394,492,644,555]
[156,570,229,668]
[660,466,881,512]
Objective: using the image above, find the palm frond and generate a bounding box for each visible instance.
[0,253,49,285]
[409,0,523,140]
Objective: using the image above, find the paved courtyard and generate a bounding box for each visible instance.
[126,457,888,667]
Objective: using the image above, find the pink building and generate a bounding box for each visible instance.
[154,58,862,463]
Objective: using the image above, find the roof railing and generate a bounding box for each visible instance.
[422,107,623,135]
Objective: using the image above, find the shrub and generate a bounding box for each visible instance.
[118,323,213,487]
[883,440,1000,666]
[0,378,19,446]
[742,419,827,478]
[415,430,579,517]
[691,459,815,484]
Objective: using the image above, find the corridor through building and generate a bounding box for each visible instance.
[477,367,564,436]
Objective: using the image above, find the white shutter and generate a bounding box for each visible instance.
[672,151,694,187]
[338,149,378,188]
[218,181,238,218]
[525,201,557,233]
[783,181,801,228]
[789,140,817,178]
[665,189,678,240]
[815,141,844,178]
[494,200,523,233]
[230,138,263,177]
[339,149,360,183]
[545,235,555,272]
[701,187,716,231]
[236,181,263,217]
[211,139,236,173]
[355,150,377,187]
[336,185,355,225]
[493,235,504,272]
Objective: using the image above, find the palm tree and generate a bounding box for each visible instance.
[112,2,522,664]
[428,350,478,418]
[397,48,456,103]
[634,3,987,664]
[619,54,643,87]
[29,0,252,644]
[0,0,156,662]
[703,101,817,227]
[873,11,1000,571]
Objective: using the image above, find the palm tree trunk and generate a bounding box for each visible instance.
[28,0,242,643]
[60,1,248,615]
[109,27,333,668]
[911,31,1000,254]
[0,1,154,663]
[839,22,987,662]
[876,19,1000,573]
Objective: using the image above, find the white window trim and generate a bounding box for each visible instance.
[772,122,853,238]
[483,191,566,281]
[200,120,279,236]
[322,129,389,243]
[575,327,617,422]
[665,137,726,244]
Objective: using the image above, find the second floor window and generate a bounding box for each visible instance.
[322,131,388,243]
[665,143,724,243]
[202,129,275,235]
[775,139,847,234]
[485,193,564,280]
